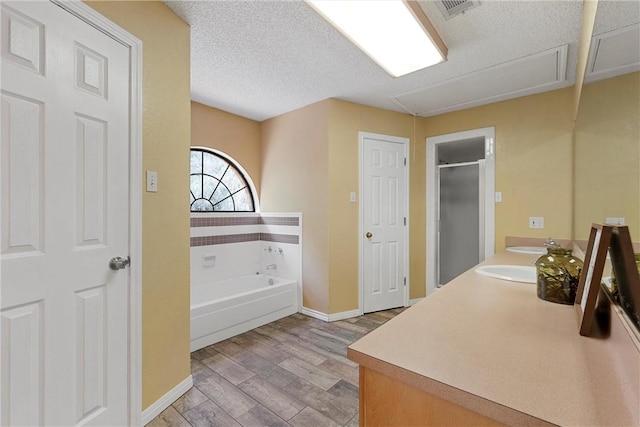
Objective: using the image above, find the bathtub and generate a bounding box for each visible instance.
[190,274,298,352]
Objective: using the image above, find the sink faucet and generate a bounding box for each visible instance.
[543,237,559,248]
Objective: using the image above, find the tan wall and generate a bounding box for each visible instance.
[260,101,331,312]
[262,90,576,311]
[86,1,191,410]
[574,72,640,241]
[191,101,262,199]
[327,100,427,308]
[260,99,427,310]
[425,88,575,254]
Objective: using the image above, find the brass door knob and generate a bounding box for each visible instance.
[365,232,373,238]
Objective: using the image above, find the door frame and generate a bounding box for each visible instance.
[358,132,410,314]
[426,127,495,295]
[52,1,143,424]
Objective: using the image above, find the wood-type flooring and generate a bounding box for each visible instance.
[148,308,406,427]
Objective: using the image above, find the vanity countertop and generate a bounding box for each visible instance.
[347,251,640,426]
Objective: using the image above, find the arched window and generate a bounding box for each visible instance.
[190,148,256,212]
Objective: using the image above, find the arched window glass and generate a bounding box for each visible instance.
[190,148,255,212]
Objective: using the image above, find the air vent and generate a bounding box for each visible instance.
[436,0,480,19]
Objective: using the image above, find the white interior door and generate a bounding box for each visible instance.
[1,2,131,425]
[361,133,407,313]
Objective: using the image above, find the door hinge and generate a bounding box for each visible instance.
[404,217,406,226]
[404,277,407,286]
[404,157,407,166]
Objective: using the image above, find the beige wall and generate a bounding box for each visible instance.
[322,91,575,308]
[86,1,191,410]
[574,72,640,241]
[261,101,331,312]
[261,90,576,310]
[260,99,428,311]
[191,101,262,198]
[327,100,427,308]
[425,88,575,254]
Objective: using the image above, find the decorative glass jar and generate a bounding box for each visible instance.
[535,248,584,304]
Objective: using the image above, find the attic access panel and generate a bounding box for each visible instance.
[586,24,640,83]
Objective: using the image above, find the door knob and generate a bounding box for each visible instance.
[109,256,130,271]
[365,232,373,238]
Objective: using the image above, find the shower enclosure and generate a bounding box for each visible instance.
[437,160,485,286]
[435,137,486,287]
[426,127,495,293]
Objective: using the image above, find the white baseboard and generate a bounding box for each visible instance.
[142,375,193,425]
[301,307,362,322]
[300,306,329,321]
[327,309,361,322]
[409,297,425,306]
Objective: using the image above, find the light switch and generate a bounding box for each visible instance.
[146,171,158,192]
[350,192,357,203]
[495,192,502,203]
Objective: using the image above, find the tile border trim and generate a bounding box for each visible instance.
[191,216,299,227]
[261,233,299,244]
[190,233,299,247]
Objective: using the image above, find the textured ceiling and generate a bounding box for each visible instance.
[165,0,640,122]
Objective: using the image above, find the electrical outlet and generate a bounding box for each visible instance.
[605,217,625,225]
[350,191,356,203]
[146,171,158,192]
[529,216,544,229]
[495,192,502,203]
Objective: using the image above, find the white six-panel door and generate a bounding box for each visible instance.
[1,2,131,425]
[361,133,407,313]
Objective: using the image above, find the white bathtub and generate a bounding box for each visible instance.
[190,274,298,352]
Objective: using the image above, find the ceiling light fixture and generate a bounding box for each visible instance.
[306,0,448,77]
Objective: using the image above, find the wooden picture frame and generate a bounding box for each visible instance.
[575,224,613,336]
[609,226,640,331]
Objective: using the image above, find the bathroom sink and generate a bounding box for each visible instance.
[506,246,547,255]
[475,265,537,283]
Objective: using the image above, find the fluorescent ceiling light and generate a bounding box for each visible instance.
[306,0,447,77]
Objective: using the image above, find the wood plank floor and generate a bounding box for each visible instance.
[148,308,406,427]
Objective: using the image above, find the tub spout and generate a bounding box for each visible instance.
[266,264,277,271]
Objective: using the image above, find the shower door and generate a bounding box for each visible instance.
[437,161,484,286]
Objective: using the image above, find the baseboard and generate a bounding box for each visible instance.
[300,307,362,322]
[300,306,329,321]
[141,375,193,425]
[409,297,424,306]
[327,309,362,322]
